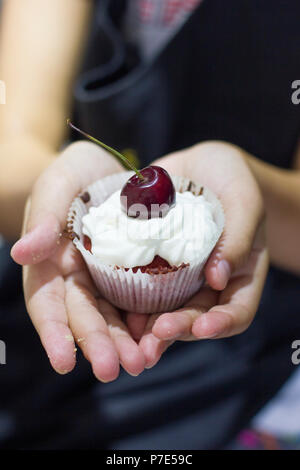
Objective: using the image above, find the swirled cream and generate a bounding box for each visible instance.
[82,190,219,268]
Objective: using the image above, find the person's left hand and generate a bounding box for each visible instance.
[125,141,269,369]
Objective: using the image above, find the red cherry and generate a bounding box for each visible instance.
[83,235,92,252]
[120,166,176,219]
[66,122,176,219]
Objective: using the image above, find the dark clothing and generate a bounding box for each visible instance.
[75,0,300,169]
[1,0,300,449]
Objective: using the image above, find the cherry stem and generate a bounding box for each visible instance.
[67,119,144,180]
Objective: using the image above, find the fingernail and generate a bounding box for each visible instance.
[145,363,155,370]
[95,376,111,383]
[54,368,69,375]
[216,260,231,289]
[11,232,31,252]
[10,230,37,263]
[163,334,181,341]
[18,225,39,243]
[199,333,219,339]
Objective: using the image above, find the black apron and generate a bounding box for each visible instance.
[1,0,300,449]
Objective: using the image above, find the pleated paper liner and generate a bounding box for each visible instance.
[67,172,224,314]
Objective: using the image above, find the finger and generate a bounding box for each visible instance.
[204,155,265,291]
[11,141,122,265]
[100,301,145,377]
[125,312,149,341]
[65,272,120,383]
[193,240,269,339]
[139,314,173,368]
[151,151,186,177]
[23,261,76,374]
[152,287,218,340]
[11,211,61,266]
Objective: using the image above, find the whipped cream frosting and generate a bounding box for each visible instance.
[82,190,219,268]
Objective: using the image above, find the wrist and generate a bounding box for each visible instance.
[0,139,57,240]
[0,133,56,154]
[0,138,57,199]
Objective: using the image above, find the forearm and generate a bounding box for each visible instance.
[0,0,92,239]
[246,155,300,274]
[0,0,92,149]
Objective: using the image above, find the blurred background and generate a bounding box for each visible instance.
[0,0,299,450]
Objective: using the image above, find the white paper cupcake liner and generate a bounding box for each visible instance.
[67,172,224,314]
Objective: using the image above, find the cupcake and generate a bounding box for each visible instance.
[66,122,224,314]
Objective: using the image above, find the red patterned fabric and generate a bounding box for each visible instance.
[138,0,155,21]
[138,0,202,26]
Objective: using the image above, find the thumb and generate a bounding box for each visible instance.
[11,140,123,266]
[11,203,61,265]
[205,184,265,291]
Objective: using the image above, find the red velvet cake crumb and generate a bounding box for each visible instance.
[131,255,171,273]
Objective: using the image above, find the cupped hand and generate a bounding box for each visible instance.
[12,139,269,379]
[126,141,269,369]
[11,141,146,381]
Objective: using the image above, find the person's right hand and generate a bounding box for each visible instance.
[11,141,146,381]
